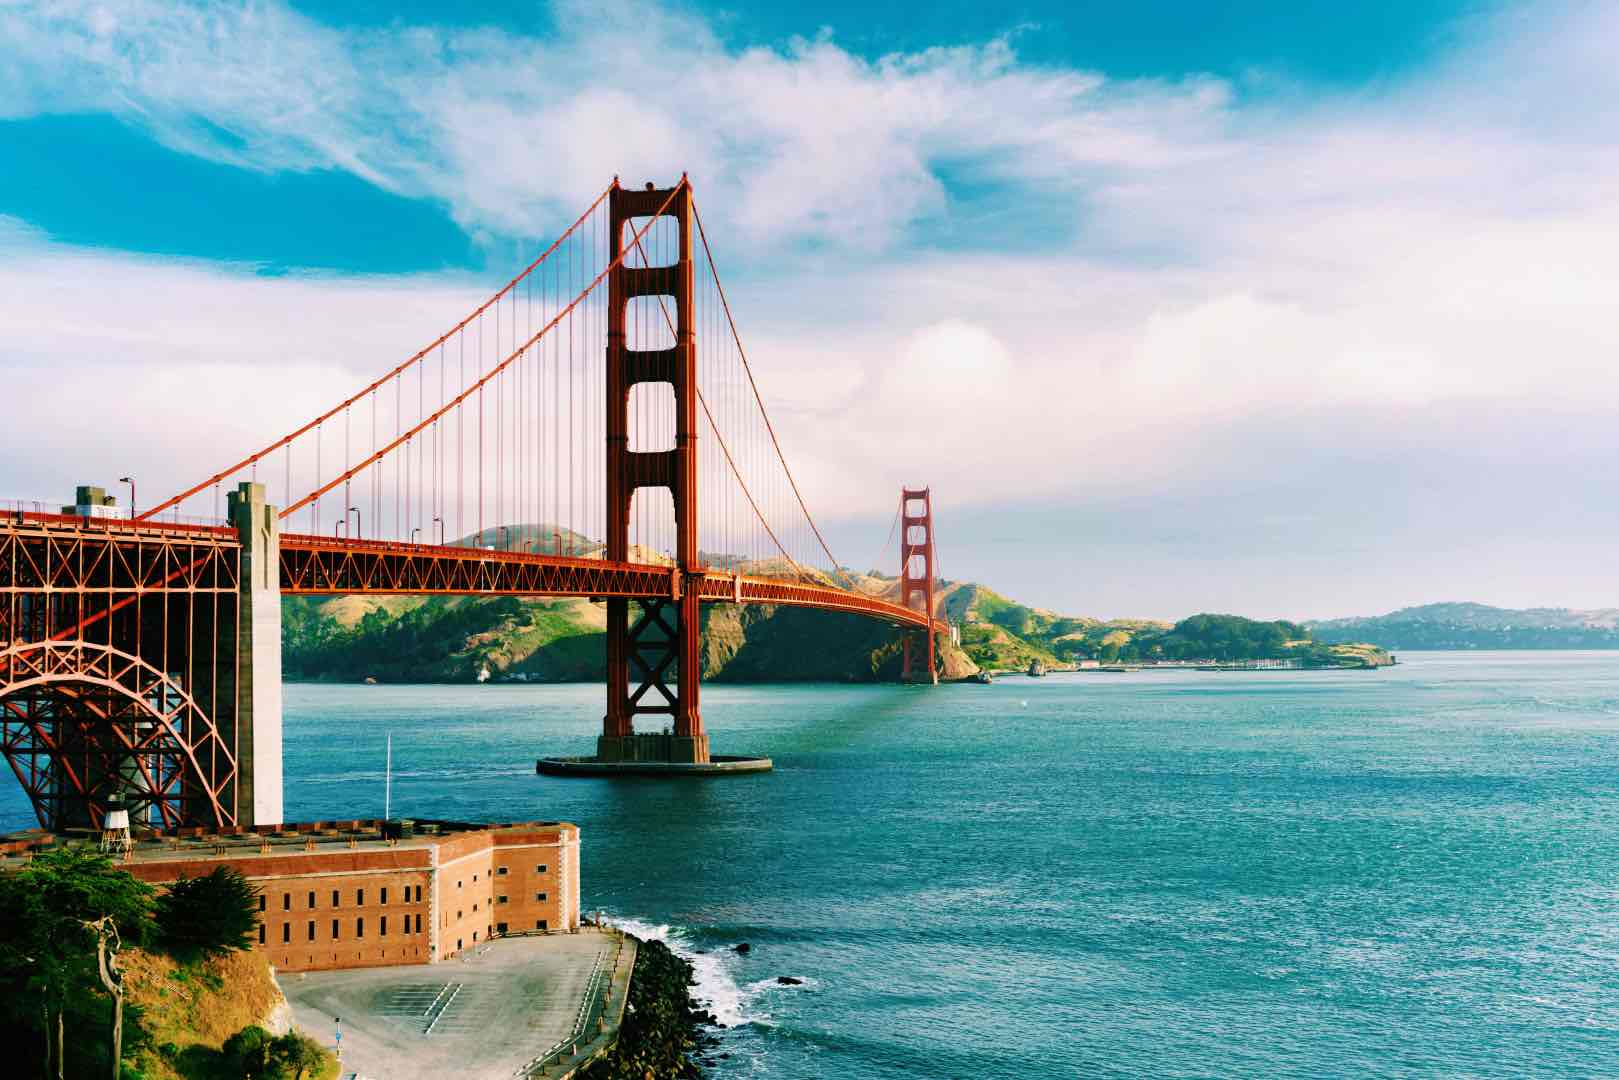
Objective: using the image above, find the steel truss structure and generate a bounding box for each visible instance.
[1,514,242,830]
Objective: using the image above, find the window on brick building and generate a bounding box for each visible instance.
[356,918,364,939]
[497,922,508,934]
[331,919,339,939]
[307,921,315,942]
[535,892,547,902]
[282,923,290,943]
[282,893,290,911]
[473,873,478,882]
[535,919,547,930]
[414,914,422,933]
[357,888,364,905]
[331,889,339,907]
[381,887,388,904]
[496,866,508,875]
[308,891,315,908]
[381,915,388,936]
[258,895,266,912]
[457,880,462,889]
[497,895,508,904]
[415,885,423,902]
[536,864,547,873]
[258,924,265,944]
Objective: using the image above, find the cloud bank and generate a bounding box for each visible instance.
[4,0,1619,614]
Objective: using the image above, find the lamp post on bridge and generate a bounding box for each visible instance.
[347,506,361,540]
[410,527,421,544]
[433,516,444,546]
[117,476,134,521]
[334,520,345,538]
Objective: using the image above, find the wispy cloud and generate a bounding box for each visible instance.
[0,0,1233,247]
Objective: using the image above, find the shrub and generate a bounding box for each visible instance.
[155,866,261,961]
[267,1030,329,1079]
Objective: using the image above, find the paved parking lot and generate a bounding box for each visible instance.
[281,931,614,1080]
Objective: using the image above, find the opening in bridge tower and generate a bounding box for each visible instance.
[600,178,709,764]
[901,487,939,684]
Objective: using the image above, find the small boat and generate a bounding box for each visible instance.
[972,671,993,684]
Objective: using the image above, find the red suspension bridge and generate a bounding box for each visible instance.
[0,177,948,831]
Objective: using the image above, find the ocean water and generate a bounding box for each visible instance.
[6,651,1619,1077]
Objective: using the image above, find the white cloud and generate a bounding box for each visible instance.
[0,0,1232,246]
[6,1,1619,611]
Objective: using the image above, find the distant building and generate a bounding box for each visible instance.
[3,819,581,973]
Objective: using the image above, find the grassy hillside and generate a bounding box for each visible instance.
[125,948,336,1080]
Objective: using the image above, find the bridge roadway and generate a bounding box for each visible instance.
[1,510,943,633]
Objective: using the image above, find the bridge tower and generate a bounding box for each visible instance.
[598,178,709,765]
[900,487,939,684]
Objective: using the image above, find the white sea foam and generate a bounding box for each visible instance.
[610,916,772,1029]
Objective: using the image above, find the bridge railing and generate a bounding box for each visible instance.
[3,502,234,537]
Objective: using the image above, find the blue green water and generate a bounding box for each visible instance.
[7,651,1619,1076]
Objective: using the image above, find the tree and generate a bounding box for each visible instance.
[0,845,154,1079]
[267,1030,329,1079]
[223,1024,274,1076]
[155,866,261,961]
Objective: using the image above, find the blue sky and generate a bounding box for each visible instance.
[5,0,1619,619]
[3,1,1485,273]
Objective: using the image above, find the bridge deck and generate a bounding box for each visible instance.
[279,533,942,631]
[0,514,942,633]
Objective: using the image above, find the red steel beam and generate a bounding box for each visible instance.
[279,534,943,631]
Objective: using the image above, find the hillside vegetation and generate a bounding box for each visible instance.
[926,581,1390,670]
[285,593,977,683]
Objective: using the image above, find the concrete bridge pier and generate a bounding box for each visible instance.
[228,481,283,826]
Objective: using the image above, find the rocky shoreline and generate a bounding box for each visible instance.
[579,935,720,1079]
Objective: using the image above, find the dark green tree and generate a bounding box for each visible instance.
[0,845,155,1079]
[267,1030,328,1079]
[223,1024,274,1076]
[155,866,261,961]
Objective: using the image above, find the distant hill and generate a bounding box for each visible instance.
[1311,602,1619,650]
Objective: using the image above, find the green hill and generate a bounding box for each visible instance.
[282,528,1385,681]
[935,583,1390,671]
[284,594,976,684]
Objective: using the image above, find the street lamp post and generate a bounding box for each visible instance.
[410,527,421,544]
[347,507,361,540]
[433,516,444,546]
[117,476,135,521]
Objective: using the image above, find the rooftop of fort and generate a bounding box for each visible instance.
[0,818,579,868]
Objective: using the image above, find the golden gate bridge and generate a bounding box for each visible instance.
[0,177,946,831]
